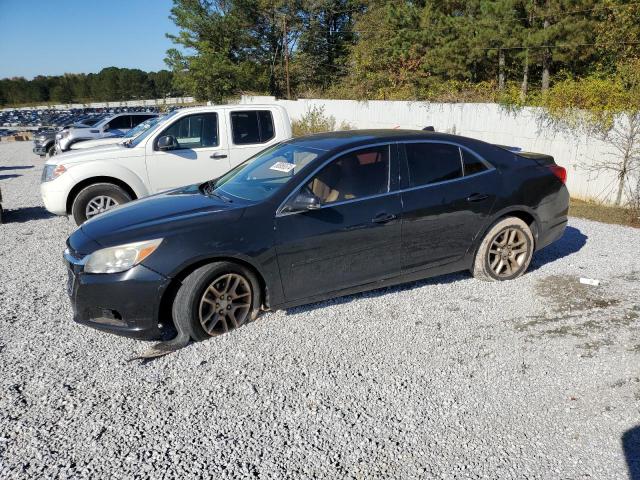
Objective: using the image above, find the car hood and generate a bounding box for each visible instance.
[79,184,247,248]
[70,137,123,150]
[45,144,140,166]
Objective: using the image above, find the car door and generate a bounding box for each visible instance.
[145,112,230,193]
[275,144,402,301]
[226,110,278,168]
[400,141,499,273]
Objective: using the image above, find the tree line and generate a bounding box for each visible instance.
[165,0,640,102]
[0,68,181,107]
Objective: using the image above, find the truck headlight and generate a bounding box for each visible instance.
[84,239,163,274]
[41,164,66,182]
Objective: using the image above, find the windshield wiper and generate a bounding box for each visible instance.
[202,180,231,203]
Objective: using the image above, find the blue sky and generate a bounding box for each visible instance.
[0,0,180,79]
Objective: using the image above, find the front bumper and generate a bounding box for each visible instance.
[40,176,72,216]
[65,251,171,340]
[33,145,48,156]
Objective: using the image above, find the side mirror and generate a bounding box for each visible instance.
[157,135,178,151]
[288,190,321,211]
[103,124,110,130]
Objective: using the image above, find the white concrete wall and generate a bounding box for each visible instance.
[240,95,625,204]
[2,97,197,111]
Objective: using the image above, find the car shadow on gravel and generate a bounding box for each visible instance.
[3,206,55,223]
[0,165,33,171]
[529,226,587,271]
[623,425,640,480]
[285,272,468,315]
[0,174,21,180]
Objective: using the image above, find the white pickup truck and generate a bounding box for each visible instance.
[41,105,292,225]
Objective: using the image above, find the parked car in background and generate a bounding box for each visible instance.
[55,112,158,153]
[69,115,164,151]
[63,130,569,341]
[33,129,59,157]
[41,105,291,224]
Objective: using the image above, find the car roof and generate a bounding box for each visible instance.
[285,129,486,151]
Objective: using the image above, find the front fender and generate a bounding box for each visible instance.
[67,161,150,199]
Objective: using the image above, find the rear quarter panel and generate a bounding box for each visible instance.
[474,144,569,251]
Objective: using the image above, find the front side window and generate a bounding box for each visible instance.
[231,110,275,145]
[405,143,462,187]
[160,113,218,149]
[305,145,390,205]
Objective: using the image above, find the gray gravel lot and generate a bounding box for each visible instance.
[0,141,639,479]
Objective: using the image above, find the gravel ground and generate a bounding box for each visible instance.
[0,141,639,479]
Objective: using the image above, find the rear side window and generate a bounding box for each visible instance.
[106,115,131,130]
[405,143,462,187]
[131,114,155,127]
[461,148,488,175]
[231,110,275,145]
[160,113,218,149]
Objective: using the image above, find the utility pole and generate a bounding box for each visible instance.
[283,15,291,100]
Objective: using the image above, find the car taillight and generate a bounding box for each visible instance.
[548,165,567,184]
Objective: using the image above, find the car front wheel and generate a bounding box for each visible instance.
[172,262,262,342]
[71,182,132,225]
[472,216,534,281]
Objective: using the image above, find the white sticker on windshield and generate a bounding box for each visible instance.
[269,161,296,173]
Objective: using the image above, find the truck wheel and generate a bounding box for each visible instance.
[45,145,56,158]
[71,183,132,225]
[172,262,262,342]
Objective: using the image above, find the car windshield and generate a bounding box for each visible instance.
[127,111,177,147]
[123,116,161,139]
[210,143,324,202]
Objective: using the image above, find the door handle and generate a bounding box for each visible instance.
[372,213,397,224]
[210,153,227,159]
[466,193,489,202]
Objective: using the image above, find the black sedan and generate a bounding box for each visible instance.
[64,130,569,341]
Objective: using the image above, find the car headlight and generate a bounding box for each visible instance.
[41,164,67,182]
[84,239,163,274]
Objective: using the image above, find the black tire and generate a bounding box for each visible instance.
[172,262,262,342]
[71,182,132,225]
[472,216,534,281]
[45,144,55,158]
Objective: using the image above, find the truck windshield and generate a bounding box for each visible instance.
[211,143,325,202]
[123,116,162,139]
[128,111,178,147]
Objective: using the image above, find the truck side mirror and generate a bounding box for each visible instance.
[157,135,178,151]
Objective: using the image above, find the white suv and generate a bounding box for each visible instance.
[41,105,292,225]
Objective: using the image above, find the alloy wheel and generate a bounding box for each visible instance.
[487,227,529,278]
[85,195,119,219]
[198,273,252,335]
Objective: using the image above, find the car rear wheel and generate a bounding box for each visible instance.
[472,216,534,281]
[71,182,132,225]
[172,262,262,342]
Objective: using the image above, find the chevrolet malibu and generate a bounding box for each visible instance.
[64,130,569,341]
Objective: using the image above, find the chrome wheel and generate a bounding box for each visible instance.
[85,195,118,219]
[488,227,529,278]
[198,273,252,335]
